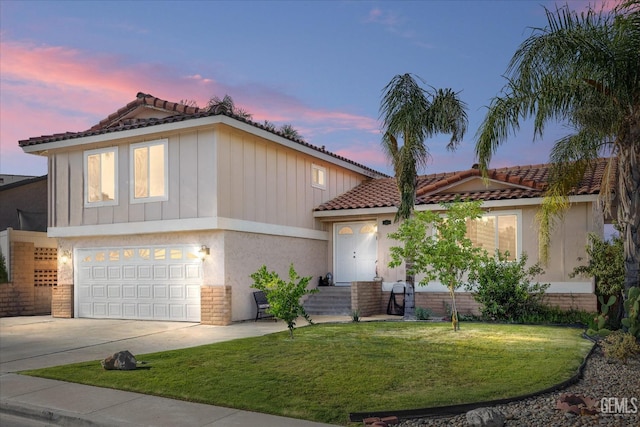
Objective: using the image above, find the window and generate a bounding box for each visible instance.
[312,164,326,189]
[466,213,518,260]
[130,139,168,203]
[84,147,118,207]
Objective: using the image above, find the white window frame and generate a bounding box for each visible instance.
[84,146,118,208]
[467,210,522,259]
[130,139,169,204]
[312,164,326,190]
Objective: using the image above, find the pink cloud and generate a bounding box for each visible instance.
[0,38,383,176]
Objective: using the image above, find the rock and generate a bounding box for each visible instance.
[101,350,137,370]
[465,407,505,427]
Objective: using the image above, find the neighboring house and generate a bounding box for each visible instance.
[18,92,609,323]
[0,175,48,232]
[18,93,385,324]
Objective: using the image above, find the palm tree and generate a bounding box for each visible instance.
[475,2,640,299]
[206,95,253,119]
[379,73,468,318]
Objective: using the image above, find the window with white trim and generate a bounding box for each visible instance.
[312,164,326,189]
[84,147,118,207]
[465,213,518,260]
[130,139,168,203]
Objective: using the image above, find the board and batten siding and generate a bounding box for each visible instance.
[48,123,365,231]
[215,124,364,231]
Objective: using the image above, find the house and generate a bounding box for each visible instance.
[18,92,607,323]
[314,159,613,315]
[1,175,57,316]
[18,93,385,324]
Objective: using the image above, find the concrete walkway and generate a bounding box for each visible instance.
[1,315,390,426]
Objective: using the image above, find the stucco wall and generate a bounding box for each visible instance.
[223,230,328,321]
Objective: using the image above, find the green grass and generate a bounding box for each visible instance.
[21,322,592,425]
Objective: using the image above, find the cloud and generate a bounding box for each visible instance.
[0,38,385,176]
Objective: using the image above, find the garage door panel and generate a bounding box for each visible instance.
[137,265,152,279]
[108,266,121,279]
[108,303,121,316]
[185,265,200,279]
[123,304,137,317]
[169,265,184,279]
[107,285,121,298]
[154,285,168,299]
[92,285,106,298]
[123,285,136,298]
[169,285,184,299]
[154,265,168,279]
[77,246,202,322]
[93,266,107,280]
[123,266,136,279]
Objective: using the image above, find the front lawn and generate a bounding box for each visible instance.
[21,322,592,425]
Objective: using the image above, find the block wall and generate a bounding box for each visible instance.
[351,281,383,316]
[200,285,232,326]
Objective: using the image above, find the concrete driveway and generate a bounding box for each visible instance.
[0,315,292,373]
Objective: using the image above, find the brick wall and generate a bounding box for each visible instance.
[0,242,57,317]
[200,285,232,326]
[542,293,597,312]
[351,281,383,316]
[51,284,73,318]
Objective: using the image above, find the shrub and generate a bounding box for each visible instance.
[601,330,640,364]
[467,251,549,322]
[351,309,361,322]
[250,264,318,338]
[415,307,432,320]
[0,250,8,283]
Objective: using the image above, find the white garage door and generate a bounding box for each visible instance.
[76,246,203,322]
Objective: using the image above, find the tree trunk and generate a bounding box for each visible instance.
[617,128,640,309]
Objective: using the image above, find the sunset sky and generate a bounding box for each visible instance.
[0,0,621,177]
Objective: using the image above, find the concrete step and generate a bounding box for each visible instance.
[304,286,352,315]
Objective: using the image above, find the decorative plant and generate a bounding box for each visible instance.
[467,251,548,322]
[351,309,361,323]
[0,250,8,283]
[250,264,318,339]
[415,307,432,321]
[621,286,640,338]
[388,200,489,331]
[595,295,617,331]
[601,330,640,364]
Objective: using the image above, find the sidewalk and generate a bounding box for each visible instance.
[0,315,395,426]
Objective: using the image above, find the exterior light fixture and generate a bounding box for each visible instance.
[60,250,72,265]
[198,245,210,260]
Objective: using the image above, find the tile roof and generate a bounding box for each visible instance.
[18,93,386,178]
[315,158,615,212]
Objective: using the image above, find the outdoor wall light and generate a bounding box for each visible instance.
[198,245,210,260]
[60,250,72,265]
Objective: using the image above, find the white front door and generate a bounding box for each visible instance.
[75,245,203,322]
[334,221,377,286]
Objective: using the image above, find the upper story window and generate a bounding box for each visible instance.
[465,212,519,260]
[130,139,168,203]
[312,164,326,189]
[84,147,118,207]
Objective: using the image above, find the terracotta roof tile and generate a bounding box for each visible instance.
[18,93,386,179]
[315,158,615,212]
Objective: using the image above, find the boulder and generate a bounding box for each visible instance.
[101,350,137,370]
[466,407,505,427]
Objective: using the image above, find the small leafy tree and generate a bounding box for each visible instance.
[388,200,488,331]
[250,264,318,338]
[467,251,549,322]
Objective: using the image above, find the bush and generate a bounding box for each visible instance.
[415,307,432,320]
[467,251,549,322]
[0,250,8,283]
[601,330,640,364]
